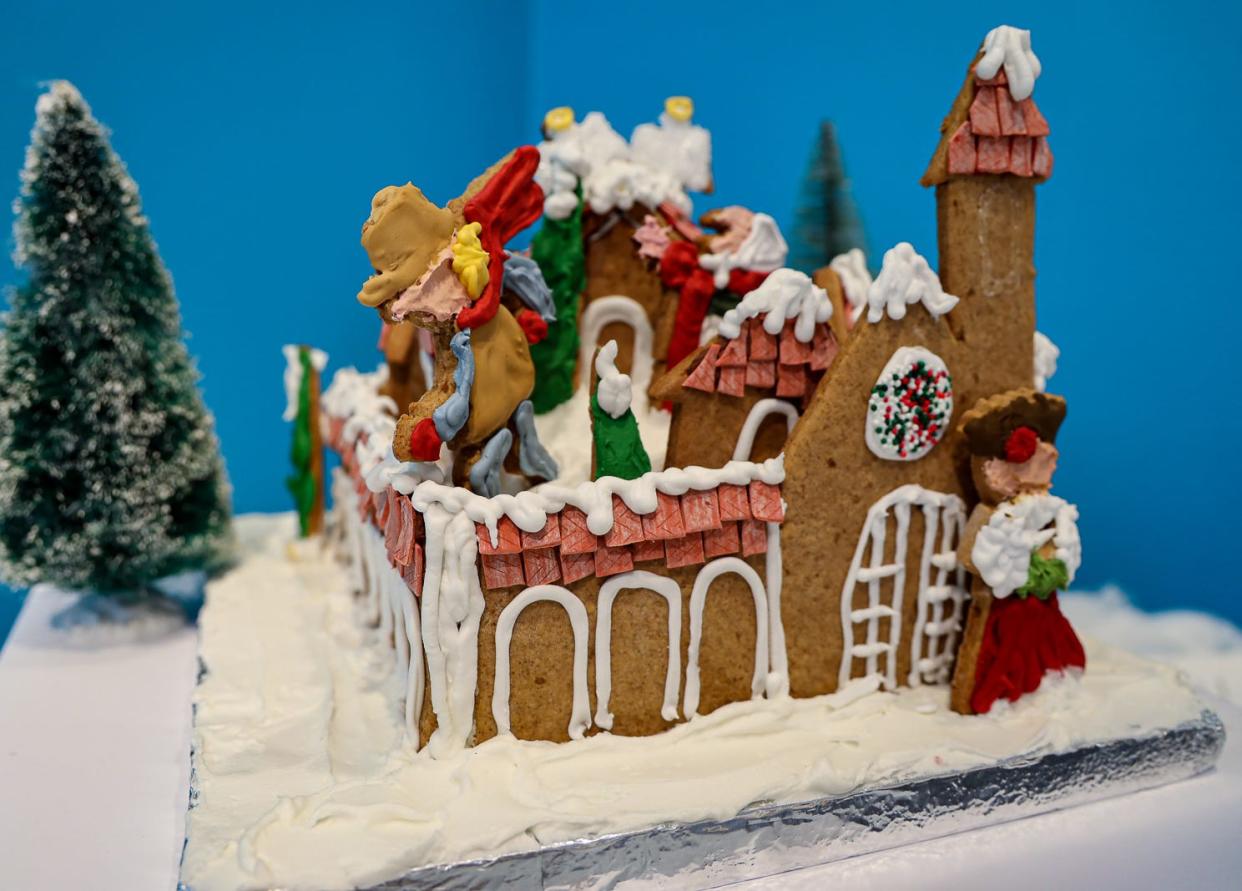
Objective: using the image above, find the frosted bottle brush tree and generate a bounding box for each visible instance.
[0,82,233,604]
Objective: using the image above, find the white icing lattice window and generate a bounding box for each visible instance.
[838,485,969,690]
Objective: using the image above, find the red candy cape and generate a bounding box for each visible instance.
[659,240,768,370]
[970,591,1086,714]
[457,146,545,331]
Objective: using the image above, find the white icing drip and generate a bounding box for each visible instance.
[838,486,968,690]
[1034,330,1060,392]
[592,340,632,419]
[829,248,872,324]
[683,558,769,718]
[732,399,799,462]
[972,493,1081,599]
[977,25,1042,101]
[698,213,788,289]
[763,523,789,698]
[718,268,831,343]
[629,112,713,194]
[866,243,959,323]
[593,571,682,729]
[577,296,655,400]
[492,585,592,740]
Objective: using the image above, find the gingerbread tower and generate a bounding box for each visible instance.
[922,25,1051,396]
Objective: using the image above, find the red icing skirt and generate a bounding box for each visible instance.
[970,592,1086,714]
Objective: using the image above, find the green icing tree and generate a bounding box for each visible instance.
[0,82,233,597]
[789,121,869,273]
[285,347,318,537]
[529,192,585,413]
[591,395,651,480]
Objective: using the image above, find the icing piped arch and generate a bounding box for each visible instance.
[684,558,769,718]
[594,571,683,730]
[492,585,592,740]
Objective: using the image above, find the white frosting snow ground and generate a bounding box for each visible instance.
[181,515,1211,891]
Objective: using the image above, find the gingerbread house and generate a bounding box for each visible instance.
[319,25,1062,752]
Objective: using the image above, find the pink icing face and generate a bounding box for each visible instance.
[982,441,1059,500]
[706,206,755,254]
[388,246,471,323]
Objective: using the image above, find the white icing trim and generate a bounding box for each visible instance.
[420,507,486,755]
[593,571,682,729]
[684,558,769,718]
[838,485,968,690]
[764,522,789,698]
[578,296,655,400]
[1034,330,1059,392]
[492,585,591,740]
[977,25,1041,101]
[906,497,969,687]
[865,243,958,323]
[732,399,799,462]
[718,268,831,343]
[972,493,1080,599]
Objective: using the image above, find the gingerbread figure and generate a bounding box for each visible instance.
[950,389,1085,714]
[356,147,558,492]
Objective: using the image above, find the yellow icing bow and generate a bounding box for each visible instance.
[544,106,575,134]
[665,96,694,123]
[451,222,490,299]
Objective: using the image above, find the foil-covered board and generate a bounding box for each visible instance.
[353,709,1224,891]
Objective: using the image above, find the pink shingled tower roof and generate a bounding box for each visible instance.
[946,68,1053,179]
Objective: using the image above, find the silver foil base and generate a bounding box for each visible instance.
[359,709,1224,891]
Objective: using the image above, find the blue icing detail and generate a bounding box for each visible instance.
[432,330,474,442]
[502,254,556,321]
[469,428,513,497]
[514,399,559,481]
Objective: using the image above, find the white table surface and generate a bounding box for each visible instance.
[1,584,1239,891]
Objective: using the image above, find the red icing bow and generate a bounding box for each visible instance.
[456,146,545,331]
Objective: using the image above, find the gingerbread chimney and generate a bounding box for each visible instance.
[922,26,1050,394]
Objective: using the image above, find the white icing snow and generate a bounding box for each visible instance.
[829,247,872,322]
[866,243,959,323]
[593,340,632,419]
[977,25,1042,101]
[281,345,328,422]
[582,157,690,217]
[1034,330,1059,392]
[629,112,713,193]
[535,110,700,220]
[182,514,1211,891]
[718,268,832,343]
[972,493,1081,599]
[699,212,789,289]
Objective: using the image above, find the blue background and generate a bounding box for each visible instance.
[1,0,1238,641]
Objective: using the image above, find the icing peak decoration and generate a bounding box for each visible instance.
[1033,331,1059,391]
[594,340,633,419]
[829,248,872,320]
[865,346,953,462]
[977,25,1041,101]
[450,222,489,299]
[630,101,713,194]
[866,243,959,323]
[718,268,831,343]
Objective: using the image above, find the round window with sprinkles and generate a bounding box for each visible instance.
[865,346,954,461]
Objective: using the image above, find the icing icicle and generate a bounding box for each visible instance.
[977,25,1042,101]
[866,243,959,323]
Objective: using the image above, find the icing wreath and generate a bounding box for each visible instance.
[971,493,1081,598]
[866,346,954,461]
